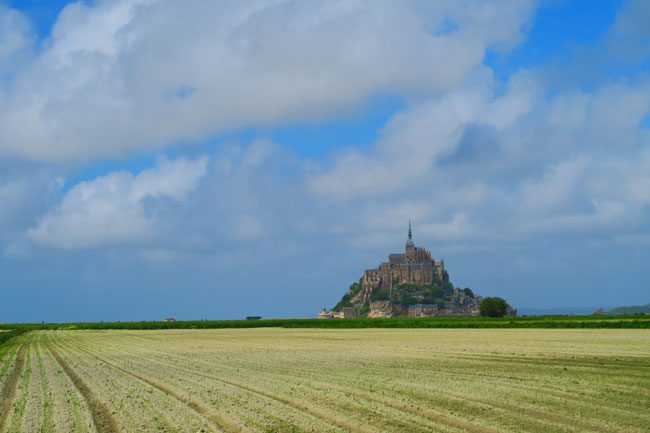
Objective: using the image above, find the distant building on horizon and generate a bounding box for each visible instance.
[324,222,487,319]
[357,221,449,304]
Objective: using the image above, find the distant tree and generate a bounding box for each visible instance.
[429,285,445,299]
[370,286,391,302]
[462,288,474,297]
[333,293,352,311]
[480,297,510,317]
[348,282,362,296]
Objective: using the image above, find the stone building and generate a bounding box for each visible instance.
[340,306,360,318]
[318,307,360,319]
[407,304,439,317]
[357,223,449,304]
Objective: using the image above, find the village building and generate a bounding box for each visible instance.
[407,304,439,318]
[318,306,360,319]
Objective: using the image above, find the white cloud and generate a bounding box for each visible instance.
[520,158,587,215]
[0,5,32,72]
[27,155,207,249]
[0,0,536,161]
[5,0,646,256]
[519,200,634,236]
[306,64,650,245]
[419,213,476,242]
[307,68,539,201]
[3,0,650,318]
[307,80,489,200]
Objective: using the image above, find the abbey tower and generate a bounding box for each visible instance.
[356,223,449,304]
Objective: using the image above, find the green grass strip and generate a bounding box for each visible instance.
[2,314,649,331]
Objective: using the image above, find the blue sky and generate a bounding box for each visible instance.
[1,0,649,322]
[488,1,624,66]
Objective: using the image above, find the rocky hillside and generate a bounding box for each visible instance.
[333,276,481,317]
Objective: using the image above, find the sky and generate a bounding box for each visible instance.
[1,0,649,322]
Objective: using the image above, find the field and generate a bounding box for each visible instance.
[1,329,649,433]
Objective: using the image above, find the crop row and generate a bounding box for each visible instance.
[1,328,649,432]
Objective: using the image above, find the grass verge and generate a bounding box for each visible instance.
[1,314,649,331]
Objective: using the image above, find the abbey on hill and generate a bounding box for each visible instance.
[321,223,491,319]
[359,222,449,305]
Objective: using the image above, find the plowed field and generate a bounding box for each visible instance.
[1,329,648,432]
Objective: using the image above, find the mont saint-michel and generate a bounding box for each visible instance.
[320,223,505,319]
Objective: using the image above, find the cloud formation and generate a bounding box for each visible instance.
[1,1,650,320]
[0,0,535,161]
[6,0,649,253]
[27,156,207,249]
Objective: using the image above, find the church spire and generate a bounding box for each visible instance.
[406,220,414,248]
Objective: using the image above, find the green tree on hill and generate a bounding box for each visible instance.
[333,293,353,311]
[480,297,511,317]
